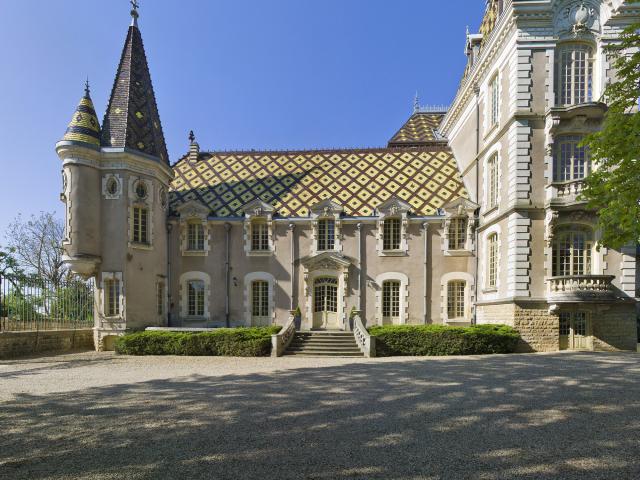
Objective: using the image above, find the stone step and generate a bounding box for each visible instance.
[291,338,357,344]
[283,351,364,357]
[287,345,361,352]
[285,330,363,357]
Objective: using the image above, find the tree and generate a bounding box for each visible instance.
[0,246,23,279]
[581,23,640,249]
[5,212,69,286]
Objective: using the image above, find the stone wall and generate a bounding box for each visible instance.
[592,304,637,352]
[0,329,94,359]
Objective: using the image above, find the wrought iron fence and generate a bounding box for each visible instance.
[0,274,94,332]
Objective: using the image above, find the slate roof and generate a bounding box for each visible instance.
[101,23,169,164]
[60,86,101,147]
[387,112,445,147]
[170,145,467,218]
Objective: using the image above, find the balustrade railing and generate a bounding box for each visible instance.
[553,180,585,198]
[271,314,296,357]
[547,275,615,300]
[353,313,376,358]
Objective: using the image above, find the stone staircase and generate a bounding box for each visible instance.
[284,331,363,357]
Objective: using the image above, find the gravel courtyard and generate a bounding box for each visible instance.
[1,352,639,480]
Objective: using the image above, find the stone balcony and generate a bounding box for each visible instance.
[549,180,586,205]
[547,275,616,302]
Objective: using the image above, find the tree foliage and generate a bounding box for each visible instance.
[581,23,640,249]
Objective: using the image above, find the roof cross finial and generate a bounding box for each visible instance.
[413,91,420,113]
[130,0,140,27]
[84,77,90,96]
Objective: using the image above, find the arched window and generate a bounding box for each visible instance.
[383,218,401,251]
[448,218,467,251]
[447,281,466,319]
[487,233,498,288]
[552,228,593,276]
[317,219,335,251]
[187,221,205,251]
[555,44,594,106]
[382,281,401,324]
[554,136,589,182]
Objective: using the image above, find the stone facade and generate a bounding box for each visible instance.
[57,1,639,352]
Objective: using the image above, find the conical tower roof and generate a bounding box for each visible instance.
[101,11,169,164]
[60,83,101,147]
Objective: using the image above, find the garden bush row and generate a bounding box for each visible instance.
[115,326,281,356]
[368,324,520,356]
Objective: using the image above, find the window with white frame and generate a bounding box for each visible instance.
[487,154,499,209]
[187,221,205,251]
[447,281,466,319]
[554,136,590,182]
[105,278,120,317]
[251,280,269,321]
[489,74,499,127]
[448,218,467,250]
[487,233,498,289]
[383,218,401,251]
[555,44,594,106]
[132,206,149,244]
[251,220,270,251]
[552,228,593,276]
[187,280,205,316]
[382,281,401,324]
[317,219,335,251]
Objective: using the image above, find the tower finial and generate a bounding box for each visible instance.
[413,91,420,113]
[130,0,140,27]
[85,77,90,97]
[189,130,196,144]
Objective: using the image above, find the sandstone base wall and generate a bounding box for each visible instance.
[0,329,94,359]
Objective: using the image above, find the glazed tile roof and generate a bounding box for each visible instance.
[101,23,169,164]
[170,146,467,217]
[387,113,445,147]
[60,87,101,146]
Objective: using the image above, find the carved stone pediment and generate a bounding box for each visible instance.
[309,199,344,217]
[242,199,274,218]
[442,197,479,217]
[301,252,352,271]
[176,200,209,220]
[377,196,412,217]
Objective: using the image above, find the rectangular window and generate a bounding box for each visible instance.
[490,74,500,127]
[383,218,401,251]
[448,218,467,250]
[187,280,205,316]
[105,278,120,316]
[487,154,499,209]
[447,281,466,319]
[552,231,593,276]
[382,281,401,318]
[251,221,270,251]
[559,312,571,336]
[187,222,205,250]
[132,206,149,244]
[156,282,164,316]
[555,45,593,106]
[488,233,498,288]
[251,280,269,318]
[554,136,589,182]
[317,219,335,251]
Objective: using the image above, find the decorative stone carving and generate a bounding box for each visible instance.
[555,1,600,36]
[545,210,559,245]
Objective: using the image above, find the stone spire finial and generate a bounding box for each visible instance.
[189,130,196,144]
[413,91,420,114]
[130,0,140,27]
[84,77,90,97]
[188,130,200,163]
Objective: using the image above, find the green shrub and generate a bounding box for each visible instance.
[115,326,281,356]
[368,324,520,356]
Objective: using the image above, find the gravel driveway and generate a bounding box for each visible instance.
[1,351,639,480]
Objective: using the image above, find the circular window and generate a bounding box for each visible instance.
[106,177,119,196]
[160,188,168,210]
[135,181,147,200]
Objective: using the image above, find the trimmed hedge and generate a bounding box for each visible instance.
[114,326,281,356]
[368,324,520,356]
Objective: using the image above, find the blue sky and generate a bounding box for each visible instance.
[0,0,485,237]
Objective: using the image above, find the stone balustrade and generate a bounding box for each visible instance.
[353,313,376,358]
[547,275,615,301]
[553,180,585,199]
[271,314,296,357]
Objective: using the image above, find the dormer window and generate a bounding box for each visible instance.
[377,197,410,256]
[555,44,593,107]
[383,218,401,251]
[448,218,467,251]
[187,221,205,251]
[242,199,275,255]
[317,219,335,251]
[251,220,270,251]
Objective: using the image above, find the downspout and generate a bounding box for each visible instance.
[289,223,295,311]
[473,85,480,325]
[423,222,430,324]
[166,222,172,327]
[224,222,231,328]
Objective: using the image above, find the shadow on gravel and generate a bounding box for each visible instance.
[1,352,640,479]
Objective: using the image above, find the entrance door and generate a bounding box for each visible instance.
[559,311,591,350]
[313,277,338,329]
